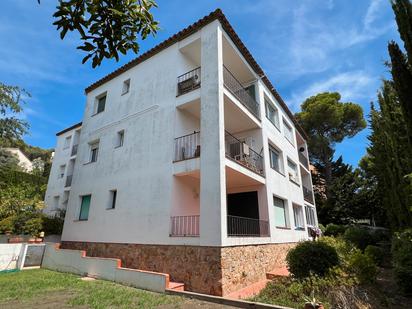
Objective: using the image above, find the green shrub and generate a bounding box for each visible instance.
[0,216,15,234]
[42,210,65,235]
[286,241,339,279]
[392,229,412,295]
[344,226,374,251]
[371,229,391,244]
[318,224,326,234]
[324,224,346,237]
[365,245,385,267]
[348,252,377,284]
[319,236,360,267]
[23,217,43,236]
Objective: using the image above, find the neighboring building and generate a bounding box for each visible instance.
[46,9,318,296]
[43,122,82,215]
[2,148,33,172]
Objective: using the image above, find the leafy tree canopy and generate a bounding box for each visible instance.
[52,0,159,67]
[0,82,29,141]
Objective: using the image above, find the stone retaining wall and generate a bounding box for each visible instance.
[61,241,295,296]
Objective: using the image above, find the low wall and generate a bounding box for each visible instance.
[0,244,23,271]
[41,244,170,293]
[61,241,295,296]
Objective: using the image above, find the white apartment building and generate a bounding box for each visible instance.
[45,9,318,296]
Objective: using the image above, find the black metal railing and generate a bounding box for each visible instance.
[71,144,78,156]
[170,215,200,237]
[227,215,270,237]
[65,175,73,187]
[299,152,309,170]
[223,66,260,119]
[177,67,201,96]
[173,131,200,162]
[303,185,314,204]
[225,131,264,176]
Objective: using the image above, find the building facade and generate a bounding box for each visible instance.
[46,9,318,296]
[44,123,82,216]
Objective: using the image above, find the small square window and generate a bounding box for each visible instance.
[122,79,130,95]
[94,94,106,115]
[116,130,124,148]
[79,195,91,221]
[58,164,66,178]
[108,190,117,209]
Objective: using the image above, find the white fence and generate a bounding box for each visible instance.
[41,244,170,293]
[0,243,45,272]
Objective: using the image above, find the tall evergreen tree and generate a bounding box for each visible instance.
[367,81,412,228]
[389,0,412,143]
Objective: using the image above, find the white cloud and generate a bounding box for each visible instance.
[288,70,376,110]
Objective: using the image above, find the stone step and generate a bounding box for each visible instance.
[266,267,289,280]
[168,281,185,291]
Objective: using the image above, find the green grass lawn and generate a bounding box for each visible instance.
[0,269,184,309]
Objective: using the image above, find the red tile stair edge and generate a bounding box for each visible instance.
[52,243,184,291]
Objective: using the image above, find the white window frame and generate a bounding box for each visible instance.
[273,196,289,228]
[269,144,284,174]
[305,205,317,226]
[89,141,99,163]
[94,93,107,115]
[283,119,294,146]
[265,98,280,130]
[287,158,299,184]
[63,136,71,149]
[58,164,66,178]
[293,203,305,230]
[108,189,117,209]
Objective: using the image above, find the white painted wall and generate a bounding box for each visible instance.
[0,244,22,271]
[44,127,81,215]
[49,17,317,248]
[42,244,168,293]
[3,148,33,172]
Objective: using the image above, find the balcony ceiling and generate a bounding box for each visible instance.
[225,165,264,189]
[224,95,260,133]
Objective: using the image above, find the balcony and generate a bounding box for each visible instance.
[223,66,260,120]
[170,215,199,237]
[173,131,200,162]
[71,144,78,156]
[299,151,309,170]
[303,185,314,204]
[225,131,264,177]
[65,175,72,187]
[177,67,201,96]
[227,215,270,237]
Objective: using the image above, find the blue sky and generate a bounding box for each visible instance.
[0,0,400,166]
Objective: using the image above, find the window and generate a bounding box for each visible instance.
[293,204,305,229]
[283,119,294,145]
[108,190,117,209]
[63,136,71,149]
[122,79,130,95]
[287,159,299,184]
[89,141,99,163]
[273,196,288,228]
[116,130,124,148]
[79,195,91,221]
[265,99,279,129]
[58,164,66,178]
[269,144,283,174]
[95,94,106,114]
[305,205,316,226]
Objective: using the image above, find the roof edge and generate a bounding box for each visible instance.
[56,122,82,136]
